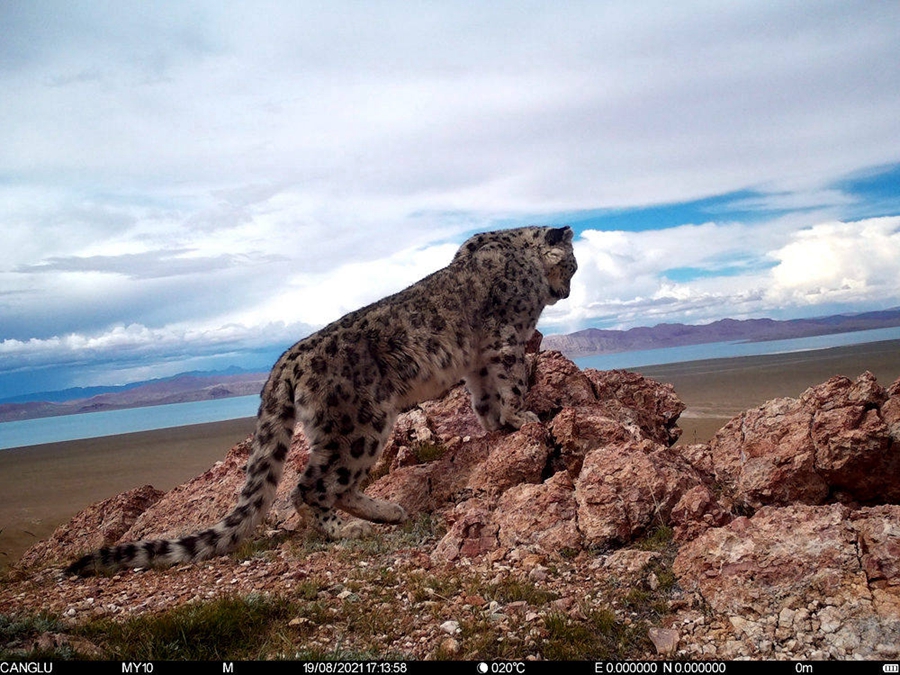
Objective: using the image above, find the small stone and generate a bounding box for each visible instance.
[778,607,795,628]
[729,616,748,634]
[648,628,679,656]
[439,637,459,655]
[528,565,549,582]
[439,620,460,635]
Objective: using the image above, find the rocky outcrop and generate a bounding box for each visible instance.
[674,504,900,659]
[672,371,900,659]
[368,353,695,560]
[17,485,166,570]
[711,372,900,509]
[10,349,900,660]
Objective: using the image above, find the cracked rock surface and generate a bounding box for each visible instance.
[673,504,900,659]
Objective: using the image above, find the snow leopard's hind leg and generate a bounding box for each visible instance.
[290,425,405,539]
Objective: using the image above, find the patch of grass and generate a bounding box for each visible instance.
[622,550,682,621]
[290,646,408,661]
[397,512,446,545]
[655,567,677,593]
[342,601,398,641]
[558,546,580,560]
[0,613,75,660]
[541,609,650,660]
[229,530,292,562]
[624,588,652,609]
[365,465,390,483]
[412,441,447,463]
[484,577,559,606]
[458,617,523,660]
[299,511,445,562]
[635,524,675,552]
[77,594,298,660]
[293,580,322,602]
[407,571,464,603]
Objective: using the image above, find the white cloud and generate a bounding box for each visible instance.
[546,216,900,331]
[3,2,900,206]
[229,241,460,328]
[1,2,900,395]
[769,217,900,305]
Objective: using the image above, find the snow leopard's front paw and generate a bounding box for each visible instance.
[340,519,374,539]
[385,503,408,524]
[503,410,540,430]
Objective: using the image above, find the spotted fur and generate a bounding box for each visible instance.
[65,226,577,576]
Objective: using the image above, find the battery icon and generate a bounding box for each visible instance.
[883,665,899,673]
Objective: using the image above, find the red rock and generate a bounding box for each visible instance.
[366,464,439,516]
[673,504,900,658]
[676,442,716,483]
[495,471,582,552]
[525,351,598,416]
[711,398,825,509]
[17,485,165,569]
[468,424,553,495]
[549,405,642,477]
[711,372,900,509]
[585,369,686,445]
[850,505,900,617]
[431,498,498,562]
[575,439,702,547]
[367,434,493,517]
[670,485,731,542]
[674,504,863,615]
[881,376,900,430]
[416,384,486,442]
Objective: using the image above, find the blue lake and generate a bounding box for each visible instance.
[2,325,899,451]
[572,325,900,371]
[0,395,260,451]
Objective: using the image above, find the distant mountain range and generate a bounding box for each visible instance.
[541,308,900,357]
[3,308,899,424]
[0,370,269,424]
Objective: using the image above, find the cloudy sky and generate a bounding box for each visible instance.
[2,1,899,399]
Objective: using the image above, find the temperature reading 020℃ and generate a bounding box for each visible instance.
[477,663,525,674]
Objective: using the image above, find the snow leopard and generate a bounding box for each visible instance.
[65,225,577,575]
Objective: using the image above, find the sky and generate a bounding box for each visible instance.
[1,1,900,399]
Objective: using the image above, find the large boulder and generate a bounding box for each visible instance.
[711,372,900,509]
[574,439,703,547]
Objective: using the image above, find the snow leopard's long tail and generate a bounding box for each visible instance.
[64,370,297,577]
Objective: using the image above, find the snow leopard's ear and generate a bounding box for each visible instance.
[543,226,573,266]
[544,226,573,246]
